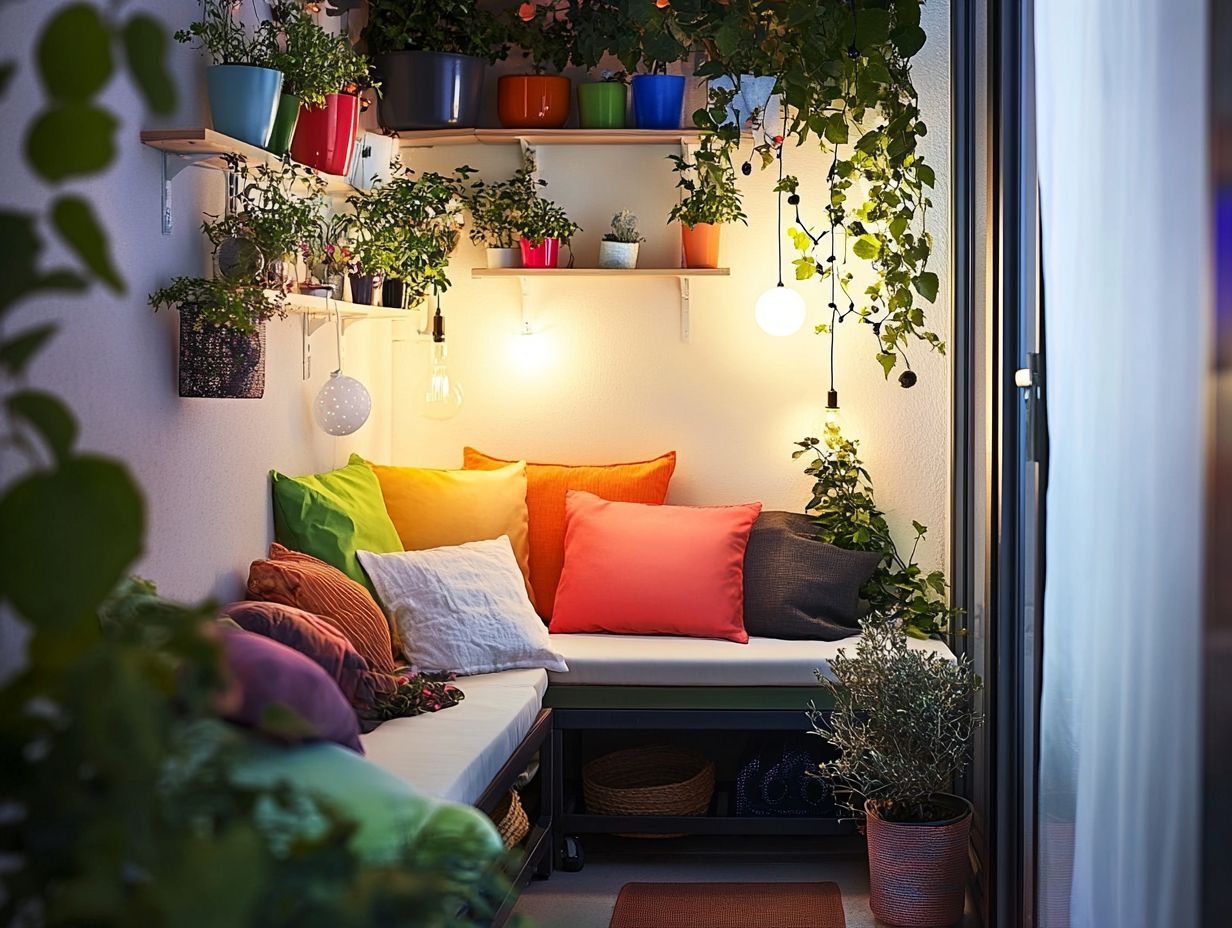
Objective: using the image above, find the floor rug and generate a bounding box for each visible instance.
[608,881,845,928]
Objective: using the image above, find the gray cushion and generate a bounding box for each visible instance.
[742,512,882,640]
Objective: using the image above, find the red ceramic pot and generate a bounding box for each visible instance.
[290,92,360,176]
[520,237,560,269]
[498,75,571,129]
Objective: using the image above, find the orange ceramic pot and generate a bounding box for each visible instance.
[498,74,571,129]
[681,222,722,269]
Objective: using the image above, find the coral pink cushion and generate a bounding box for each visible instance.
[549,491,763,643]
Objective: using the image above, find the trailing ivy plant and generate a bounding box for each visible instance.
[1,5,516,925]
[794,427,957,640]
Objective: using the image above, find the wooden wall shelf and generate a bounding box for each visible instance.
[398,128,705,148]
[141,128,355,191]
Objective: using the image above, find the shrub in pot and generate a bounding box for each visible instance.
[601,0,690,129]
[150,277,286,399]
[668,137,746,269]
[812,618,983,927]
[268,1,375,174]
[578,71,628,130]
[598,210,644,268]
[468,173,527,268]
[300,215,351,300]
[499,2,573,129]
[175,1,283,147]
[502,167,579,269]
[204,155,327,293]
[363,0,505,130]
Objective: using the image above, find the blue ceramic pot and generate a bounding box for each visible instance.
[206,64,283,147]
[631,74,685,130]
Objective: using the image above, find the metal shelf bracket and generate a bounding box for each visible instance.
[160,151,215,235]
[679,277,692,342]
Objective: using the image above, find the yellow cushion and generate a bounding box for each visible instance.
[367,460,534,605]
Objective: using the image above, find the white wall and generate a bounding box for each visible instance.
[0,0,950,609]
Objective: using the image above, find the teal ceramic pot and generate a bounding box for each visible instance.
[206,64,283,147]
[266,93,301,155]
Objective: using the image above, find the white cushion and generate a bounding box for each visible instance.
[546,633,955,687]
[359,537,567,676]
[361,668,547,804]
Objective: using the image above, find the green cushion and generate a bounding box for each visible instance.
[271,454,402,595]
[230,737,504,870]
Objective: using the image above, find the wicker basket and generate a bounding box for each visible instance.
[489,789,530,849]
[583,745,714,838]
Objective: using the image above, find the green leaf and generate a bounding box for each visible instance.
[912,520,928,537]
[714,20,741,58]
[892,25,928,58]
[855,9,892,48]
[852,235,880,260]
[0,324,58,376]
[51,196,123,293]
[913,271,939,302]
[0,455,144,628]
[916,162,936,188]
[7,390,78,463]
[824,113,849,145]
[122,14,177,116]
[36,3,113,103]
[876,351,897,378]
[26,103,118,181]
[794,256,816,280]
[0,211,89,317]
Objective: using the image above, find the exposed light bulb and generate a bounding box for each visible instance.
[755,283,806,336]
[822,389,843,445]
[314,371,372,436]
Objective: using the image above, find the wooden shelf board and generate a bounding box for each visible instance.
[396,128,704,148]
[472,267,730,278]
[140,128,355,192]
[278,290,415,321]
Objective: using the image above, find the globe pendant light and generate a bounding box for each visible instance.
[414,293,463,420]
[313,297,372,436]
[755,116,806,336]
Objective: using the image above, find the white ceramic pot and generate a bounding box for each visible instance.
[598,241,639,269]
[486,246,522,269]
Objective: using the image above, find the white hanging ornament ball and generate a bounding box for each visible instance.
[314,371,372,436]
[755,284,807,336]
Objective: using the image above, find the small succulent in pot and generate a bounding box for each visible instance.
[598,210,644,269]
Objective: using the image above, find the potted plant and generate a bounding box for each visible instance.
[812,618,983,927]
[204,155,327,291]
[599,210,644,268]
[363,0,505,130]
[175,1,283,148]
[468,174,526,268]
[150,277,286,399]
[578,70,628,129]
[504,167,579,269]
[300,215,352,300]
[499,1,574,129]
[668,137,746,268]
[268,1,374,175]
[607,1,692,130]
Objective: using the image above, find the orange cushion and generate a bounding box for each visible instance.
[247,543,396,673]
[549,491,762,643]
[463,448,677,620]
[366,459,534,603]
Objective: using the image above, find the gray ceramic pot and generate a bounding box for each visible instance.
[375,50,485,130]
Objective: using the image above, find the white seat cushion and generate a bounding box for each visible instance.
[546,633,955,687]
[360,668,547,803]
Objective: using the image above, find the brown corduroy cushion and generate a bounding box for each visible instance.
[247,543,396,674]
[742,511,882,641]
[609,882,845,928]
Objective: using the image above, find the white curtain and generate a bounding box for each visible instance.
[1034,2,1205,927]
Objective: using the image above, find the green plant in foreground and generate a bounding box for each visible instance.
[794,427,957,640]
[810,617,982,823]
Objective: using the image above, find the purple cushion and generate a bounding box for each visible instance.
[220,628,363,753]
[221,601,395,709]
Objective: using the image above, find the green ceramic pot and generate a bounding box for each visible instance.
[578,82,626,129]
[267,93,301,156]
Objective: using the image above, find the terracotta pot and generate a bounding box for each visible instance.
[520,237,560,269]
[498,74,571,129]
[864,796,972,927]
[681,222,721,268]
[290,92,360,176]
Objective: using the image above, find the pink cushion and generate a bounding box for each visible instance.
[549,491,763,643]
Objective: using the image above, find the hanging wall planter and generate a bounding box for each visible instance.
[206,64,283,148]
[520,238,560,269]
[266,93,302,156]
[497,74,571,129]
[578,81,627,129]
[178,311,266,400]
[375,51,485,130]
[680,222,721,269]
[864,796,973,928]
[631,74,685,130]
[290,92,360,177]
